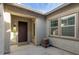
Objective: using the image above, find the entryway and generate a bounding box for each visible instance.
[10,15,36,53]
[10,15,36,45]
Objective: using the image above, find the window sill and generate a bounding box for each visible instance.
[48,35,79,41]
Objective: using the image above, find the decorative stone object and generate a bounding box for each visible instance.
[41,38,50,48]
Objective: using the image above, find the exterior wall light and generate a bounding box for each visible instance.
[13,25,16,33]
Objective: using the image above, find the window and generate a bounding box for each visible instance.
[61,14,75,37]
[50,20,58,36]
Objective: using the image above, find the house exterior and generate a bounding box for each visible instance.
[0,3,79,54]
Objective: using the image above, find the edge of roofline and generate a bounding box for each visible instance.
[5,3,71,16]
[6,3,45,15]
[45,3,71,16]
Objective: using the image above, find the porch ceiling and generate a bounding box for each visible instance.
[10,11,36,20]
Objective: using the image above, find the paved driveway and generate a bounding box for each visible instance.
[9,44,73,55]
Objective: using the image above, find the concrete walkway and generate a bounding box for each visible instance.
[9,44,73,55]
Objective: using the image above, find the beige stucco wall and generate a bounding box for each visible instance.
[3,12,11,54]
[0,4,4,54]
[0,4,11,54]
[35,17,46,45]
[49,37,79,54]
[46,3,79,54]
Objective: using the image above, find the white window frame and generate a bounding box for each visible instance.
[61,14,76,38]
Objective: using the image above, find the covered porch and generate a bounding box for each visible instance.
[3,12,37,54]
[0,3,46,54]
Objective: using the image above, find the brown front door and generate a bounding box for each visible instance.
[18,21,28,42]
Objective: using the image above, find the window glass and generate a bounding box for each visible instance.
[61,20,67,26]
[51,28,58,35]
[50,20,58,35]
[62,26,74,36]
[51,20,58,27]
[61,15,75,37]
[68,16,75,25]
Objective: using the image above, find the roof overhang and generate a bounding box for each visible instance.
[6,3,71,16]
[45,3,70,15]
[7,3,45,15]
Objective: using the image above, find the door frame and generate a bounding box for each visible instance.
[32,22,35,44]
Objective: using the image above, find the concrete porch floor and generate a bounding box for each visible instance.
[8,44,74,55]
